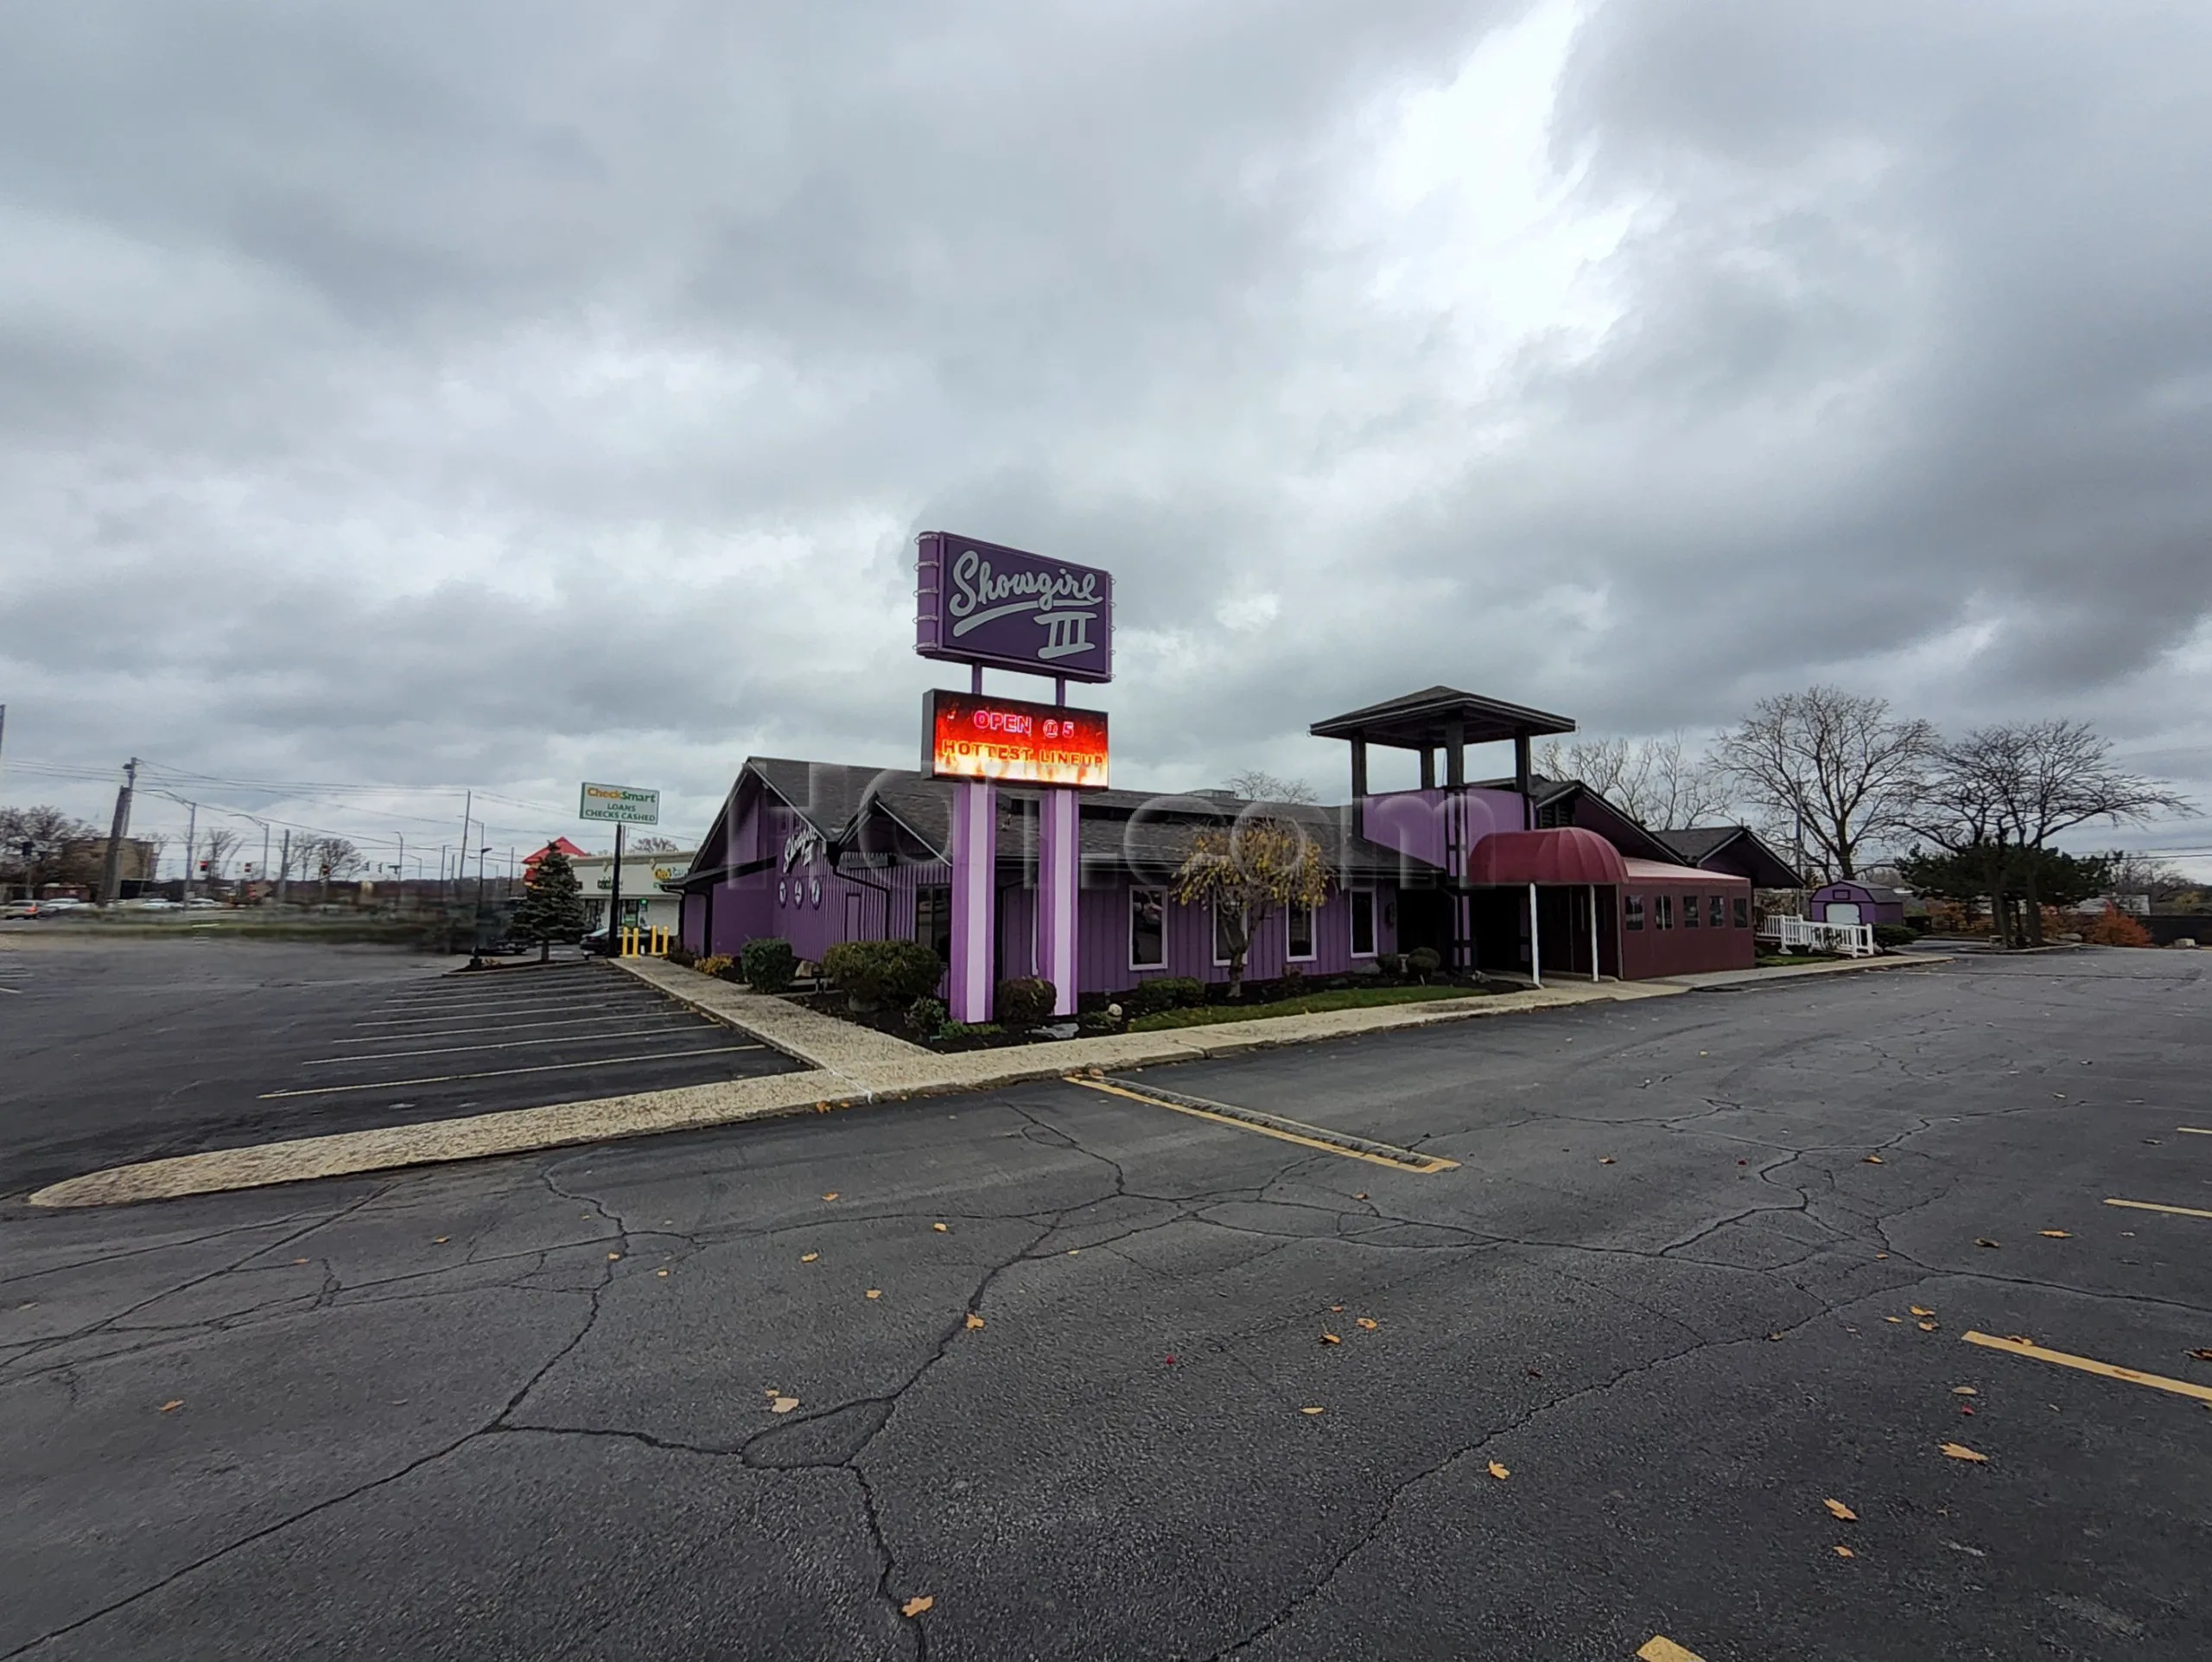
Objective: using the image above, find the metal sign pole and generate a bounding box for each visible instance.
[610,821,625,952]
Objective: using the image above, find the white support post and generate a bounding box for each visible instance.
[1528,881,1541,988]
[1588,884,1599,982]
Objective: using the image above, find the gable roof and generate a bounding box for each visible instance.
[1309,685,1576,748]
[1656,825,1802,888]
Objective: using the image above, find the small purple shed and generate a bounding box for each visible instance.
[1808,881,1905,927]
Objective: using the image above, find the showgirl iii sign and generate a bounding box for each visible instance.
[915,532,1114,683]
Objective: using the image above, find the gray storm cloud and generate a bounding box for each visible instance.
[2,0,2207,864]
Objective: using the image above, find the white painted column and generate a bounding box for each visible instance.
[1528,881,1541,988]
[1589,884,1599,981]
[1036,787,1079,1016]
[949,780,997,1022]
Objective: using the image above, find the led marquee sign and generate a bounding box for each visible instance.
[925,690,1109,791]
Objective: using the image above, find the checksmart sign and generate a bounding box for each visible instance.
[577,782,660,825]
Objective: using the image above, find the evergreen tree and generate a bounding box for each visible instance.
[511,847,589,960]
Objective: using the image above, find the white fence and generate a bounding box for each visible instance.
[1762,915,1878,958]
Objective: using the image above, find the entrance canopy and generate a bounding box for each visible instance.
[1464,828,1626,887]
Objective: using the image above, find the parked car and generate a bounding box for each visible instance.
[34,898,88,917]
[126,898,181,911]
[2,900,38,920]
[579,926,613,957]
[185,896,222,909]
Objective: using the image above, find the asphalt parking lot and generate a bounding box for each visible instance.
[3,950,2209,1660]
[0,937,796,1196]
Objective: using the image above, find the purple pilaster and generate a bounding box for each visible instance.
[1036,787,1078,1016]
[949,780,997,1022]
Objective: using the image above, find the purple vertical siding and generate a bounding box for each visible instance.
[1360,788,1522,877]
[1072,882,1401,996]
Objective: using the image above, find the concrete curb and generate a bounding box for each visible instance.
[25,973,1681,1209]
[1663,953,1955,990]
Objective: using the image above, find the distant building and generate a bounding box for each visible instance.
[570,847,696,935]
[1653,826,1802,890]
[1808,880,1907,927]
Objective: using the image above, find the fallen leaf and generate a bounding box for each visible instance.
[1330,1304,1344,1312]
[1357,1318,1379,1331]
[1910,1306,1936,1317]
[800,1252,819,1264]
[2004,1334,2035,1346]
[656,1269,670,1278]
[866,1289,882,1300]
[901,1595,933,1619]
[292,1258,308,1264]
[1767,1332,1786,1341]
[1864,1156,1884,1165]
[1952,1385,1978,1396]
[433,1237,450,1245]
[1885,1316,1904,1324]
[1876,1251,1890,1260]
[964,1312,985,1330]
[1301,1405,1325,1415]
[1824,1498,1858,1521]
[1163,1354,1176,1366]
[158,1399,184,1413]
[771,1396,800,1415]
[1487,1461,1510,1481]
[1918,1321,1939,1333]
[1320,1332,1341,1346]
[607,1251,621,1261]
[1353,1193,1368,1200]
[1067,1248,1080,1255]
[931,1223,948,1233]
[1599,1156,1616,1165]
[1834,1544,1856,1559]
[1941,1442,1989,1463]
[1974,1238,2000,1249]
[823,1192,840,1201]
[2188,1348,2212,1361]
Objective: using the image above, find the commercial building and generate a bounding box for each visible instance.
[572,848,695,936]
[675,686,1758,993]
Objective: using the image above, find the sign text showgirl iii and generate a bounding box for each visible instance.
[915,532,1114,682]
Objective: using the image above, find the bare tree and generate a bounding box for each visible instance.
[199,826,244,887]
[2105,850,2190,904]
[630,836,681,853]
[1915,721,2191,943]
[1536,733,1732,829]
[1714,688,1936,880]
[0,806,101,896]
[1222,769,1318,805]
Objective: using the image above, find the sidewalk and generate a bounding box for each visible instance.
[30,967,1683,1207]
[1662,952,1954,990]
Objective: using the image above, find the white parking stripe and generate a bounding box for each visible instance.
[258,1043,766,1098]
[324,1014,700,1046]
[349,997,648,1028]
[305,1028,715,1065]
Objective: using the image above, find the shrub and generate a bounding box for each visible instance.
[1872,924,1916,950]
[1408,946,1441,980]
[1277,965,1306,995]
[939,1021,1002,1042]
[1124,977,1202,1016]
[996,977,1058,1027]
[2085,910,2153,948]
[695,953,734,977]
[741,938,798,993]
[1378,952,1408,977]
[823,939,945,1008]
[664,944,697,968]
[906,996,948,1036]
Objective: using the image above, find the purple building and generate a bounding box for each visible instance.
[1808,880,1907,927]
[673,687,1758,997]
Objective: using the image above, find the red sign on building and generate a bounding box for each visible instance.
[924,690,1109,790]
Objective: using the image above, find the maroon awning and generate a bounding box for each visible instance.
[1464,828,1628,886]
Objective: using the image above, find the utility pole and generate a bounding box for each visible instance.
[396,832,405,911]
[276,828,290,906]
[257,821,270,904]
[181,800,198,905]
[99,758,139,907]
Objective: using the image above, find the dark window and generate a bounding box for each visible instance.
[1350,890,1376,956]
[1709,895,1726,928]
[1683,894,1700,928]
[1213,903,1237,965]
[1656,895,1675,930]
[1624,894,1645,931]
[915,885,951,961]
[1130,888,1166,969]
[1287,901,1316,961]
[1733,896,1750,929]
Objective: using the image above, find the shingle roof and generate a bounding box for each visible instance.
[1309,686,1576,748]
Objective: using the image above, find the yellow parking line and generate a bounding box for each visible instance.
[2176,1127,2212,1137]
[1962,1331,2212,1405]
[2103,1197,2212,1220]
[1637,1640,1706,1662]
[1067,1078,1457,1173]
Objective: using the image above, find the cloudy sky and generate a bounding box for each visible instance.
[4,0,2209,874]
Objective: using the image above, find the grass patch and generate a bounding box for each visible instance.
[1128,984,1477,1031]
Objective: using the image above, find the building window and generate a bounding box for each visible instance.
[1286,901,1316,961]
[1733,896,1750,929]
[1213,903,1237,966]
[1683,894,1700,928]
[1656,895,1674,930]
[915,885,951,961]
[1624,894,1644,931]
[1350,890,1376,957]
[1709,895,1726,928]
[1129,887,1166,970]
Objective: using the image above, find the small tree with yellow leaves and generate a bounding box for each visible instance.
[1171,815,1334,999]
